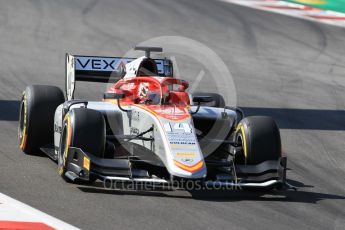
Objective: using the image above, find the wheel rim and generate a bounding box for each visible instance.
[235,131,247,164]
[18,100,25,139]
[18,95,27,150]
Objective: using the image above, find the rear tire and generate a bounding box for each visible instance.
[18,85,65,154]
[235,116,281,165]
[58,108,105,183]
[192,92,225,107]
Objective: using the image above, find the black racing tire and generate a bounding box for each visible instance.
[58,108,105,183]
[192,92,225,108]
[18,85,65,154]
[235,116,281,165]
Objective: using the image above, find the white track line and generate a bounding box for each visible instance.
[220,0,345,28]
[0,193,79,230]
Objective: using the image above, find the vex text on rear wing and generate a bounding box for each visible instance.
[65,53,173,100]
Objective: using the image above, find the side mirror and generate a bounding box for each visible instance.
[103,92,129,112]
[190,96,213,114]
[192,96,213,103]
[103,92,125,100]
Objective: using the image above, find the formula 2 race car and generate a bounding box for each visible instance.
[18,46,292,191]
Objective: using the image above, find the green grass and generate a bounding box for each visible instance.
[284,0,345,13]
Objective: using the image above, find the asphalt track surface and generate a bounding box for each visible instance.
[0,0,345,229]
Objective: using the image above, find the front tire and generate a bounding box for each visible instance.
[235,116,281,165]
[58,108,106,183]
[18,85,65,154]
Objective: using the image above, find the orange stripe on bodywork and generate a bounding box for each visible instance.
[104,99,191,121]
[0,221,54,230]
[133,104,191,121]
[173,160,204,173]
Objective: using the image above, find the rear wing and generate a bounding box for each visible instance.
[65,53,173,100]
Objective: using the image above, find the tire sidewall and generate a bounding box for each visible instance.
[58,108,105,182]
[236,116,281,165]
[18,85,65,154]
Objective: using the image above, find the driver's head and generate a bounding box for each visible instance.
[137,58,158,76]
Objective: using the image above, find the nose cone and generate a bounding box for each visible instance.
[157,115,206,179]
[168,159,207,179]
